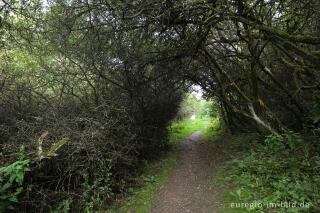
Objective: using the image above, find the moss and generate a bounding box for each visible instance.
[259,25,320,45]
[283,41,319,63]
[313,50,320,56]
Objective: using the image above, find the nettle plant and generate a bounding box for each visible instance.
[264,134,287,152]
[264,131,303,153]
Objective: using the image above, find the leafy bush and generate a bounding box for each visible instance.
[0,147,30,212]
[81,165,114,212]
[213,131,320,212]
[52,199,72,213]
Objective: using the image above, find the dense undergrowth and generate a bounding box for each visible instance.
[0,95,182,213]
[108,118,211,213]
[203,121,320,213]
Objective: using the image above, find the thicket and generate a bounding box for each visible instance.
[0,0,186,211]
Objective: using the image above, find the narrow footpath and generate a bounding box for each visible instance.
[151,131,219,213]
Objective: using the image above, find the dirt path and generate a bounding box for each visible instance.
[151,131,218,213]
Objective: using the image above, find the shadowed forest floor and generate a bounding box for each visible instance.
[151,131,220,213]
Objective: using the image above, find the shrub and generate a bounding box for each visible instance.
[0,146,30,212]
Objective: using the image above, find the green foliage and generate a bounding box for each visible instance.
[46,137,70,157]
[0,146,30,212]
[36,131,70,160]
[168,118,211,146]
[210,131,320,212]
[175,93,214,120]
[81,169,114,212]
[142,175,156,183]
[52,198,72,213]
[264,134,286,152]
[201,118,225,140]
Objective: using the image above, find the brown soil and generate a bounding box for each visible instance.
[151,131,220,213]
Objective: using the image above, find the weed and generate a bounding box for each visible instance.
[82,168,114,212]
[0,146,30,212]
[52,198,72,213]
[142,175,156,183]
[207,124,320,212]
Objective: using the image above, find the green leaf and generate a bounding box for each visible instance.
[14,187,23,195]
[9,197,18,202]
[0,194,11,200]
[8,174,17,184]
[46,138,69,157]
[0,183,12,192]
[313,116,320,124]
[236,188,242,197]
[16,172,24,184]
[8,205,15,210]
